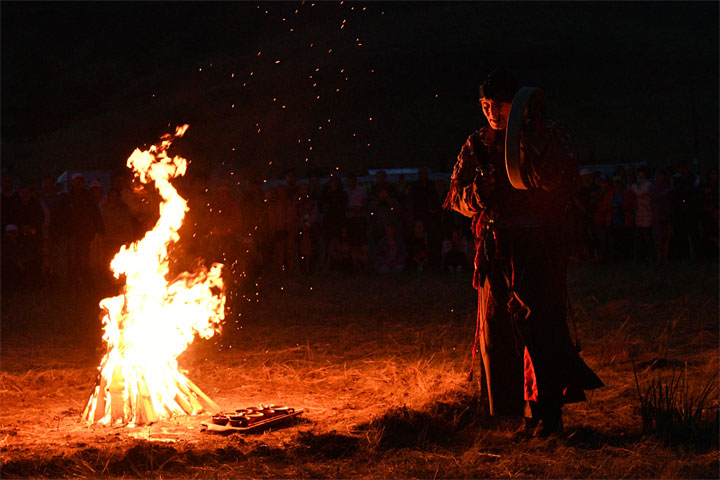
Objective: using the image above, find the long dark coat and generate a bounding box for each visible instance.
[444,122,603,418]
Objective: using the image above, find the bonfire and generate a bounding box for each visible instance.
[83,125,225,426]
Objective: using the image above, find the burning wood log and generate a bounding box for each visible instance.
[109,366,125,423]
[135,376,159,425]
[185,378,220,412]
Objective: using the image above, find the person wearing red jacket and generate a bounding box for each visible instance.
[596,176,635,261]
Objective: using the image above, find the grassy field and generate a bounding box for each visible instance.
[1,262,718,478]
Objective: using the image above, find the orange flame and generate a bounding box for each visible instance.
[83,125,225,426]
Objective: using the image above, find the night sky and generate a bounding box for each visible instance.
[2,1,718,183]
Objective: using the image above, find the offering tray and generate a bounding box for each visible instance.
[201,405,303,434]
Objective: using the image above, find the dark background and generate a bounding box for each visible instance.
[2,1,718,183]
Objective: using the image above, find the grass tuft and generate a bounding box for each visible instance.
[633,362,719,448]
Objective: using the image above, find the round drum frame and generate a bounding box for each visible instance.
[505,86,546,190]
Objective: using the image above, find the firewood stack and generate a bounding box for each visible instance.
[83,362,219,426]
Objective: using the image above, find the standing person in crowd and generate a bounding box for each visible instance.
[2,224,26,291]
[100,188,135,272]
[591,173,612,262]
[263,186,280,272]
[267,171,301,275]
[272,184,298,274]
[368,185,402,246]
[631,167,653,263]
[12,185,44,287]
[345,173,369,253]
[207,181,244,298]
[306,169,326,270]
[650,168,673,265]
[697,168,719,262]
[443,68,602,437]
[373,222,407,274]
[308,169,324,202]
[702,167,719,207]
[407,219,430,273]
[128,175,160,236]
[178,173,209,261]
[39,176,61,220]
[88,180,106,282]
[112,173,142,237]
[396,173,408,207]
[573,169,599,262]
[369,170,396,202]
[597,176,635,262]
[53,174,105,290]
[285,169,300,202]
[320,173,347,265]
[669,160,700,261]
[435,178,453,235]
[612,165,627,187]
[407,168,443,269]
[296,183,320,275]
[88,179,104,205]
[209,181,242,265]
[625,164,638,188]
[407,167,438,227]
[39,176,61,282]
[239,177,270,279]
[1,174,18,232]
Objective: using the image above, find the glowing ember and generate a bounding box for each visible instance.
[83,125,225,426]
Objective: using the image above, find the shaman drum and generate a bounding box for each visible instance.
[505,86,547,190]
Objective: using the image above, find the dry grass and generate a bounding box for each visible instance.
[1,263,718,478]
[633,363,718,447]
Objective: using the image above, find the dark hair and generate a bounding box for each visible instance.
[478,68,519,103]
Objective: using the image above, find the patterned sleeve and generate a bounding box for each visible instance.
[523,119,578,193]
[443,131,490,217]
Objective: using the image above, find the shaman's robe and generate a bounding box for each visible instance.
[444,122,603,418]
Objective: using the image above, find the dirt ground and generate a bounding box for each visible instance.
[1,263,718,478]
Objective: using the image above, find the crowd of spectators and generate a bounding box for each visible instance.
[212,167,472,280]
[2,161,717,294]
[571,162,718,265]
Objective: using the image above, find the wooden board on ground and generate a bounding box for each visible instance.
[201,409,304,434]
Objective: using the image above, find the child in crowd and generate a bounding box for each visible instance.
[373,223,407,274]
[442,228,471,272]
[407,220,430,272]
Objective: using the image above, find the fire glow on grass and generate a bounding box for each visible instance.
[83,125,225,426]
